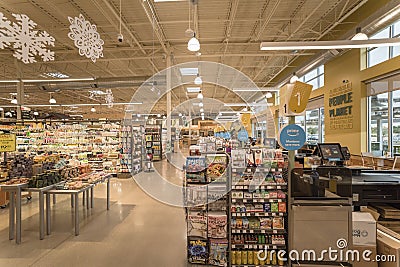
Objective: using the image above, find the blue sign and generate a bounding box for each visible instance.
[279,124,306,151]
[237,130,249,142]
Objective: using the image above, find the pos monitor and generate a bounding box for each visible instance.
[317,143,345,162]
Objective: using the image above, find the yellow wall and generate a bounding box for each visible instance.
[324,49,367,154]
[268,50,400,155]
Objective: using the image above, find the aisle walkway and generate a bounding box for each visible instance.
[0,161,187,267]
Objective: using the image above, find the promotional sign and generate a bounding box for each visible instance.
[0,134,16,152]
[279,124,306,151]
[237,130,249,142]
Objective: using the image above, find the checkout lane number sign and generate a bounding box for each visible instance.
[0,134,16,152]
[279,124,306,151]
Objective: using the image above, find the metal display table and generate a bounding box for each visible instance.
[45,174,112,236]
[46,185,94,236]
[24,184,58,240]
[0,183,28,244]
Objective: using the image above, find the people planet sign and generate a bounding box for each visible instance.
[279,124,306,151]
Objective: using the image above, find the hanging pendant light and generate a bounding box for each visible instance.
[194,73,202,85]
[49,93,56,104]
[351,27,368,41]
[11,96,17,104]
[90,106,96,112]
[188,33,200,52]
[290,73,299,84]
[197,91,203,99]
[265,92,273,99]
[199,102,204,107]
[200,108,204,113]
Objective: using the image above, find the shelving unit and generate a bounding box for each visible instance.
[229,148,288,267]
[145,125,162,161]
[185,153,230,266]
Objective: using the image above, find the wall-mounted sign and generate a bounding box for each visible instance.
[279,124,306,151]
[0,134,16,152]
[328,82,353,130]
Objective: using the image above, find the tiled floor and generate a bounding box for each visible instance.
[0,160,188,267]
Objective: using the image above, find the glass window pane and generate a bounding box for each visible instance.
[393,44,400,58]
[308,78,319,90]
[320,74,325,87]
[318,65,324,74]
[295,116,305,130]
[305,68,318,82]
[393,91,400,154]
[320,108,325,143]
[368,46,390,67]
[371,27,390,39]
[306,109,319,145]
[369,93,389,154]
[394,20,400,36]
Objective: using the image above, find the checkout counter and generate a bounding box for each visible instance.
[290,142,400,266]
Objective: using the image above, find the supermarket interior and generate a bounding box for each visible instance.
[2,0,400,267]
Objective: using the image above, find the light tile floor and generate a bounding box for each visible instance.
[0,160,188,267]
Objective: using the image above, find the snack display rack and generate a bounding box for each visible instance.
[145,125,163,161]
[185,153,230,266]
[229,148,288,267]
[120,125,143,174]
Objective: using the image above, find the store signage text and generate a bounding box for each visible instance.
[328,82,353,130]
[0,134,16,152]
[329,92,353,117]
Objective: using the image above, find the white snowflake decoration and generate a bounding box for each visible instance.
[0,12,55,64]
[68,14,104,63]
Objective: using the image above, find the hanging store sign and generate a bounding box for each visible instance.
[240,113,252,136]
[237,130,249,142]
[0,134,16,152]
[328,82,353,130]
[279,124,306,151]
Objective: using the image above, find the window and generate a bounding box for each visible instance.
[367,20,400,68]
[299,65,324,90]
[306,109,319,145]
[368,93,389,154]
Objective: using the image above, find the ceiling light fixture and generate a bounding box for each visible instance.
[290,73,299,84]
[49,94,56,104]
[187,87,201,93]
[200,108,204,112]
[11,96,17,104]
[33,111,39,116]
[157,114,161,118]
[351,27,368,41]
[194,74,202,85]
[199,102,204,107]
[91,107,96,112]
[260,38,400,50]
[179,113,182,117]
[265,92,273,98]
[22,78,94,83]
[197,91,203,99]
[201,112,204,116]
[188,34,200,52]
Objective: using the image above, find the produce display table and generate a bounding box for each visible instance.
[0,183,28,244]
[24,184,59,240]
[0,173,112,243]
[46,185,94,236]
[45,174,112,236]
